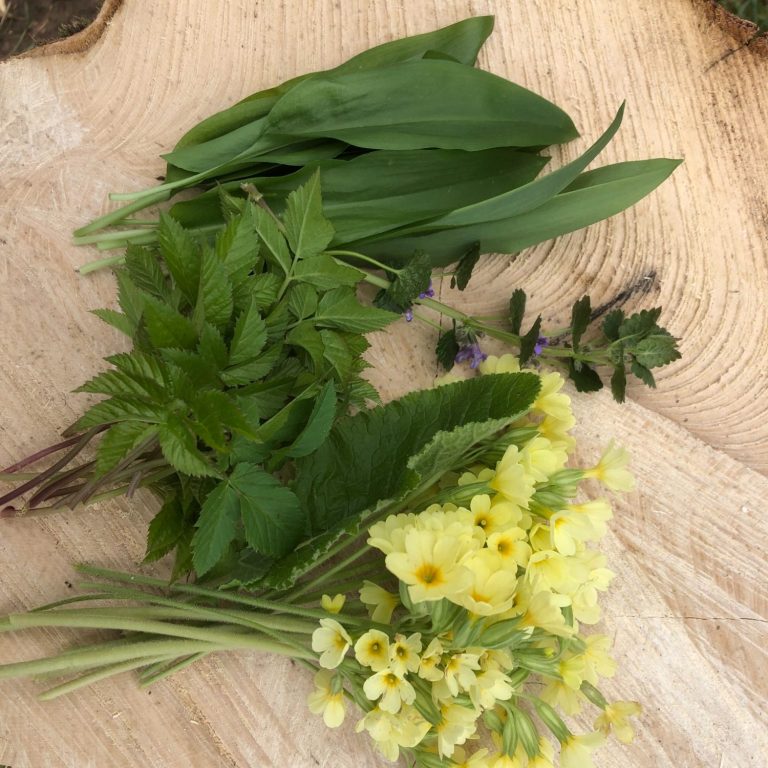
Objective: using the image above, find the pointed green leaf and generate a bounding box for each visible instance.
[252,205,291,275]
[214,206,260,285]
[142,294,198,350]
[96,422,158,474]
[292,254,364,290]
[229,300,267,366]
[221,344,282,386]
[315,287,397,333]
[436,327,459,371]
[283,171,335,261]
[286,283,319,321]
[124,245,169,301]
[284,381,336,458]
[194,248,233,330]
[509,289,527,336]
[144,496,187,563]
[631,360,656,388]
[519,316,543,366]
[286,322,325,369]
[158,414,217,477]
[610,365,627,403]
[602,309,624,341]
[158,213,200,303]
[192,480,241,575]
[568,360,603,393]
[570,295,592,350]
[90,308,135,338]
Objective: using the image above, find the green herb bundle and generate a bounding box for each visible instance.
[74,17,679,275]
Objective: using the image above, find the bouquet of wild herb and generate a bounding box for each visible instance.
[0,15,680,768]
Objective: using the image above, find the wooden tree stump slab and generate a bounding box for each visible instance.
[0,2,766,766]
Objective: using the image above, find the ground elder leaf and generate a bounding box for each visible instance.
[282,171,335,261]
[229,300,267,366]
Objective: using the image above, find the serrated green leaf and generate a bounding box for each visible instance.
[602,309,624,341]
[570,295,591,350]
[73,397,166,431]
[158,213,200,304]
[115,270,145,331]
[253,205,291,275]
[96,421,158,474]
[192,479,241,575]
[285,381,336,458]
[568,359,603,393]
[315,287,397,333]
[125,245,169,301]
[319,329,355,379]
[346,377,381,409]
[509,289,526,336]
[633,334,681,368]
[292,254,363,290]
[158,414,217,477]
[265,300,291,342]
[233,271,281,315]
[229,300,267,366]
[519,316,542,365]
[91,308,135,338]
[294,373,540,533]
[144,495,186,563]
[286,283,318,320]
[162,348,222,389]
[192,390,259,440]
[106,352,168,387]
[286,322,325,369]
[283,171,335,261]
[221,344,282,386]
[618,307,663,341]
[610,365,627,403]
[198,323,229,371]
[451,242,480,291]
[235,465,304,557]
[77,369,163,401]
[436,327,459,370]
[194,247,233,330]
[375,251,432,312]
[214,206,260,285]
[219,187,246,221]
[631,360,656,388]
[142,294,198,350]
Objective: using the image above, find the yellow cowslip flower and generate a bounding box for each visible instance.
[354,629,390,672]
[389,632,422,676]
[437,652,482,698]
[538,413,576,452]
[489,445,536,509]
[458,550,518,616]
[320,593,345,614]
[526,550,590,596]
[518,588,575,638]
[469,666,514,709]
[559,732,605,768]
[307,669,346,728]
[487,527,531,569]
[541,677,586,715]
[356,705,430,762]
[359,580,399,623]
[558,654,587,690]
[418,636,445,682]
[564,499,613,540]
[480,648,514,672]
[520,437,568,483]
[459,466,496,486]
[534,372,572,422]
[527,737,556,768]
[580,634,617,684]
[385,528,473,604]
[363,667,416,713]
[452,746,492,768]
[311,618,352,669]
[584,440,635,492]
[595,700,642,743]
[470,494,516,537]
[367,513,417,555]
[435,701,480,758]
[479,354,521,375]
[550,509,599,556]
[570,549,614,624]
[528,522,553,553]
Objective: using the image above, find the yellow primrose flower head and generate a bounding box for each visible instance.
[595,700,642,743]
[321,593,345,614]
[490,445,537,509]
[307,669,346,728]
[311,618,352,669]
[359,580,399,623]
[363,667,416,714]
[479,354,521,375]
[389,632,422,676]
[584,439,635,492]
[560,731,605,768]
[354,629,391,672]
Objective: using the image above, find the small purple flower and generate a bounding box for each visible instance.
[455,342,488,369]
[418,280,435,299]
[534,336,549,356]
[404,308,414,322]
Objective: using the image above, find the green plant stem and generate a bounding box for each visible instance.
[287,546,371,602]
[139,652,209,687]
[325,250,402,274]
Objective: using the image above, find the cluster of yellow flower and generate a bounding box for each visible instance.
[308,359,640,767]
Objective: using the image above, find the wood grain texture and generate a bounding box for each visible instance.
[0,1,766,766]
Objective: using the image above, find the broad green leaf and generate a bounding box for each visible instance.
[266,59,577,151]
[283,171,335,261]
[158,414,217,477]
[229,300,268,366]
[144,496,186,563]
[286,283,319,321]
[292,254,364,290]
[235,465,304,557]
[158,213,200,304]
[252,205,291,275]
[286,322,325,369]
[142,294,198,350]
[354,159,682,266]
[194,248,233,330]
[96,422,158,474]
[294,373,540,533]
[284,381,336,458]
[314,287,397,333]
[633,334,681,368]
[192,478,242,575]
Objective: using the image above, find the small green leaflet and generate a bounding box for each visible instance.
[229,300,267,365]
[374,251,432,312]
[292,254,364,290]
[436,325,459,370]
[315,287,398,333]
[509,289,526,336]
[518,316,542,366]
[451,242,480,291]
[284,381,336,458]
[144,495,186,563]
[252,204,292,275]
[158,414,218,477]
[194,247,234,330]
[192,463,303,575]
[283,170,335,261]
[570,295,591,350]
[157,213,200,304]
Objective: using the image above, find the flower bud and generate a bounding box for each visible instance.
[580,681,608,709]
[533,699,570,743]
[477,619,523,649]
[452,615,483,648]
[501,708,519,756]
[512,706,540,758]
[483,708,504,734]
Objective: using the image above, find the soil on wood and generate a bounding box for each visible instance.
[0,0,104,60]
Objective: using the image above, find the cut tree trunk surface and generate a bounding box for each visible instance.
[0,2,766,767]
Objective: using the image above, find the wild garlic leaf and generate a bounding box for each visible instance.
[158,213,200,304]
[283,171,335,261]
[315,287,397,333]
[229,299,267,366]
